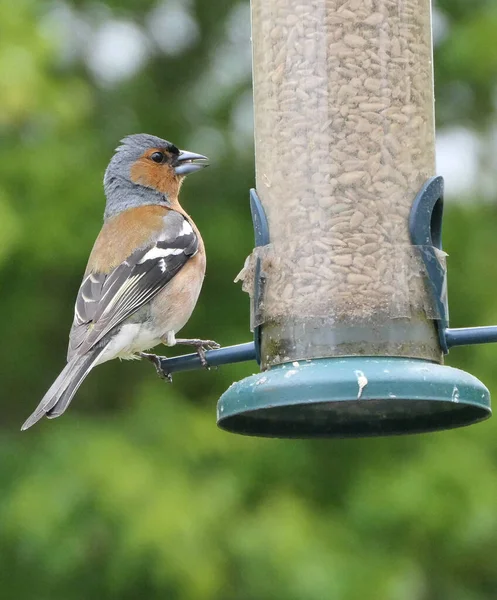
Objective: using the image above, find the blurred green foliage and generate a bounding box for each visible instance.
[1,1,497,598]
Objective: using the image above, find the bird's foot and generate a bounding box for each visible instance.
[175,338,220,369]
[139,352,173,383]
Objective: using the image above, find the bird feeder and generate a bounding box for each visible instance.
[156,0,497,437]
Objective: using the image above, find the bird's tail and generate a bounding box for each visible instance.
[21,347,105,431]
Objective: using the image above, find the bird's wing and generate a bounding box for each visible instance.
[67,211,198,360]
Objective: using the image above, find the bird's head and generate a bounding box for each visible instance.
[103,133,209,219]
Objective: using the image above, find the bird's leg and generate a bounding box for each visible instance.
[138,352,173,383]
[174,338,220,369]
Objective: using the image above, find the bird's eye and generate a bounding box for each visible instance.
[150,152,165,164]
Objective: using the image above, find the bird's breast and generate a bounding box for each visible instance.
[87,205,170,274]
[150,251,206,337]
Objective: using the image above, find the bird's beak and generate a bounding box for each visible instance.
[174,150,209,176]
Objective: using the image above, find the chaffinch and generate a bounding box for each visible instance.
[22,133,217,430]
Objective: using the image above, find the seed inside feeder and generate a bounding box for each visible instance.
[247,0,439,368]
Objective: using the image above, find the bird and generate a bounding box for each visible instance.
[22,133,218,431]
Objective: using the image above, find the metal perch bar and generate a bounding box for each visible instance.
[157,342,256,374]
[446,327,497,348]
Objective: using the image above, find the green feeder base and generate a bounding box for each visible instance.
[217,357,491,438]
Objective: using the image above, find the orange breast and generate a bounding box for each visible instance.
[150,251,206,335]
[86,205,170,274]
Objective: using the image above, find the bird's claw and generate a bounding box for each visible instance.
[175,338,220,370]
[195,341,220,369]
[139,352,173,383]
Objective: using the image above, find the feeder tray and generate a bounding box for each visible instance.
[217,357,489,438]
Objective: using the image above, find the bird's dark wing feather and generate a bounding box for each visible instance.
[67,211,197,361]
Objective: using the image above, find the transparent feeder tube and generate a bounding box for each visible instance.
[250,0,440,369]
